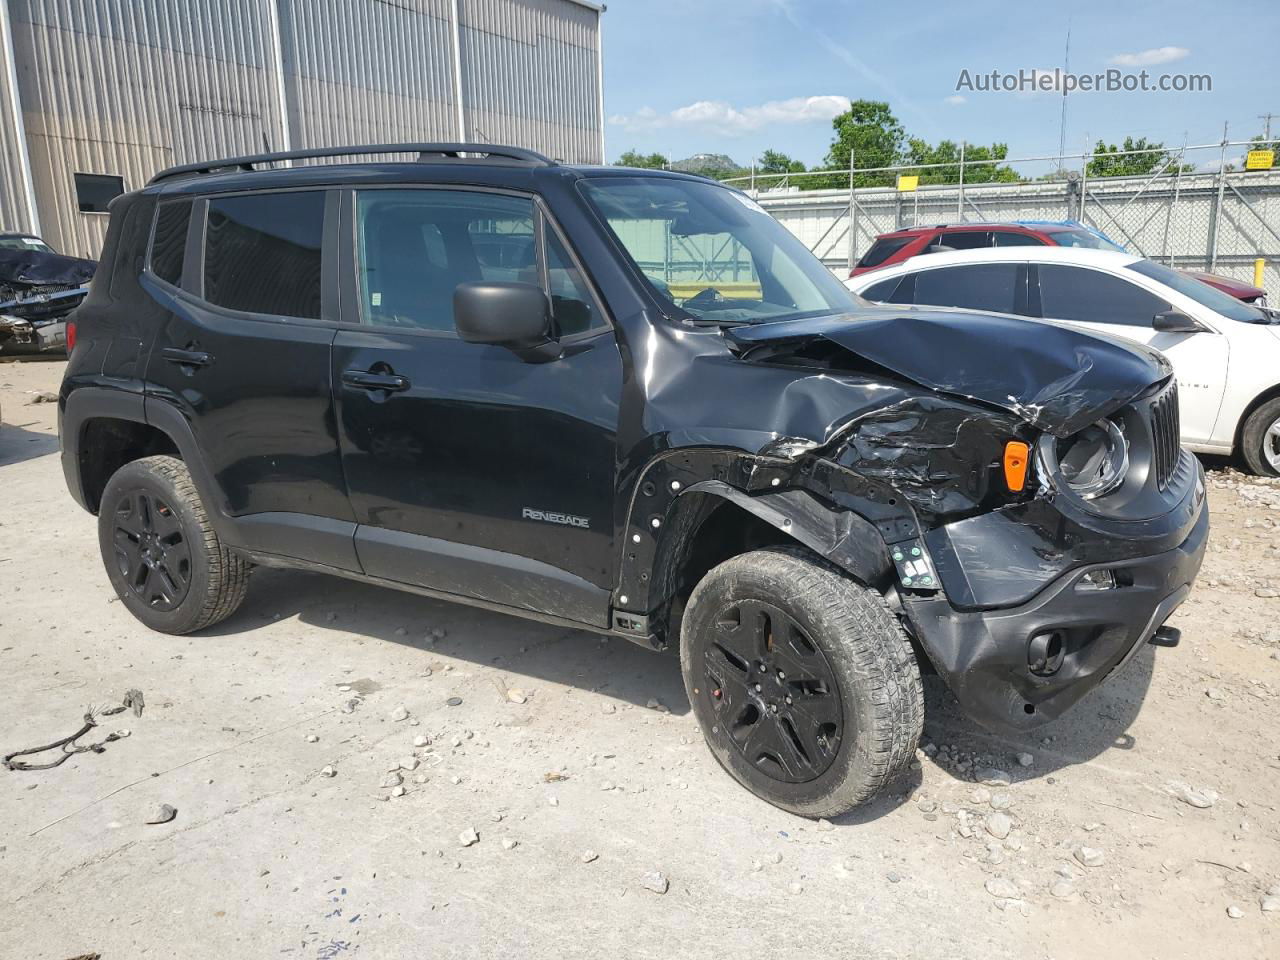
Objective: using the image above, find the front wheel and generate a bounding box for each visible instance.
[1241,397,1280,476]
[98,455,249,634]
[680,547,923,818]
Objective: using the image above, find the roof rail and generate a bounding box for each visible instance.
[148,142,554,185]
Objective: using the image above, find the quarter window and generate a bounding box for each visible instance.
[150,199,192,286]
[1037,264,1170,326]
[203,191,324,318]
[545,228,600,335]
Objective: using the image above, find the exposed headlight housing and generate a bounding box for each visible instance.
[1036,418,1129,501]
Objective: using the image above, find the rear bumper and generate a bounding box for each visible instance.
[903,497,1208,731]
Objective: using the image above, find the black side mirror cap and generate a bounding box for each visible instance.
[454,281,557,359]
[1153,310,1205,333]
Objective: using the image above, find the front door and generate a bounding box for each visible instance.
[331,187,622,627]
[1034,263,1228,444]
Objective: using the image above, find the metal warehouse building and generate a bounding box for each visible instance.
[0,0,604,259]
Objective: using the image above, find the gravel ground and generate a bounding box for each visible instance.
[2,358,1278,960]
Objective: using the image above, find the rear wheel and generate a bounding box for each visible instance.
[680,547,923,818]
[98,455,249,634]
[1240,397,1280,476]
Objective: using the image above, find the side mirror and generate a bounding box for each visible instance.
[1152,310,1205,333]
[454,281,556,359]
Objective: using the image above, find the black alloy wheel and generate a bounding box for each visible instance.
[703,598,843,784]
[111,489,192,611]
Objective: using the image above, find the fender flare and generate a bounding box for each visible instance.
[613,448,900,638]
[60,385,233,539]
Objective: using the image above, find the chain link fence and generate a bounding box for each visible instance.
[730,141,1280,299]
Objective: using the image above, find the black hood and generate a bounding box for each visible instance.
[724,306,1170,437]
[0,248,96,288]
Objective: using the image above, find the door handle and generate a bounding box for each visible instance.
[162,347,212,367]
[342,369,410,392]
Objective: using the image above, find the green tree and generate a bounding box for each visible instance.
[758,149,806,174]
[1086,137,1194,178]
[901,138,1021,185]
[615,149,668,169]
[809,99,905,189]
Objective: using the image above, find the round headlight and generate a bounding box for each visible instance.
[1036,418,1129,500]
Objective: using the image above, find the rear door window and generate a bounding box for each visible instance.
[203,191,325,318]
[860,275,907,303]
[993,231,1044,247]
[1037,264,1170,325]
[936,230,993,250]
[912,263,1020,314]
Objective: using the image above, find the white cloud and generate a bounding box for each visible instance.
[944,94,966,106]
[1108,46,1190,67]
[609,95,852,137]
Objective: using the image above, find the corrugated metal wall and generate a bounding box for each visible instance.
[8,0,289,257]
[278,0,459,154]
[458,0,600,164]
[0,0,602,258]
[0,1,37,235]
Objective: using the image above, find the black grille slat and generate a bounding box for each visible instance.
[1149,381,1180,491]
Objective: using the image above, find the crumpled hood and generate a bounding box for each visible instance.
[725,305,1170,437]
[0,248,96,289]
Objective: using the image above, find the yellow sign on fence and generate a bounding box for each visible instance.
[1246,149,1275,171]
[896,174,919,192]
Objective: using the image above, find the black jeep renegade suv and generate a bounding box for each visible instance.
[60,143,1207,816]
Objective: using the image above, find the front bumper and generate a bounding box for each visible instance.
[903,493,1208,731]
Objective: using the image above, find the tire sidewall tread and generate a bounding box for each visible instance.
[680,546,923,818]
[97,455,249,634]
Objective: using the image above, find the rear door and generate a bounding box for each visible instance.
[331,186,622,627]
[1032,263,1228,443]
[143,188,357,569]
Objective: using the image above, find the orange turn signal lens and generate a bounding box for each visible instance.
[1003,441,1030,492]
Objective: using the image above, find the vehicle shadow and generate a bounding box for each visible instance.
[204,566,692,716]
[919,642,1157,778]
[0,420,60,466]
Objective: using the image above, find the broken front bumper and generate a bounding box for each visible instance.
[902,478,1208,732]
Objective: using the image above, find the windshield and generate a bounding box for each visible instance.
[1045,228,1123,251]
[0,235,53,253]
[580,177,857,324]
[1127,259,1267,323]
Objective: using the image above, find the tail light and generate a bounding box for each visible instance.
[66,320,77,353]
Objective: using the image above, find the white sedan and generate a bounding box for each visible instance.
[847,247,1280,475]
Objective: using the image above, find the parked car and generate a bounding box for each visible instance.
[848,246,1280,474]
[0,231,96,354]
[61,143,1206,816]
[850,221,1267,304]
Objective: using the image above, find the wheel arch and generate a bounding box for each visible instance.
[62,387,226,528]
[618,452,896,648]
[1233,381,1280,455]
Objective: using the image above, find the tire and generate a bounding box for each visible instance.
[680,547,923,818]
[1240,397,1280,476]
[98,455,249,634]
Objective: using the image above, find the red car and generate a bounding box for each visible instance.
[851,221,1267,304]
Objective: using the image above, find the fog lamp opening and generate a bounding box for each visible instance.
[1027,630,1065,677]
[1076,569,1117,592]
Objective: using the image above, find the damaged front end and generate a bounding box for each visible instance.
[0,249,96,354]
[623,307,1207,732]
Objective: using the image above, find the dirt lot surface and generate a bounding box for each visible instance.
[2,358,1278,959]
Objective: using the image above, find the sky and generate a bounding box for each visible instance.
[600,0,1279,176]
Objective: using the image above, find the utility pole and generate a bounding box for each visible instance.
[1259,113,1276,144]
[1057,20,1072,172]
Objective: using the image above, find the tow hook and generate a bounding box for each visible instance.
[1149,626,1181,648]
